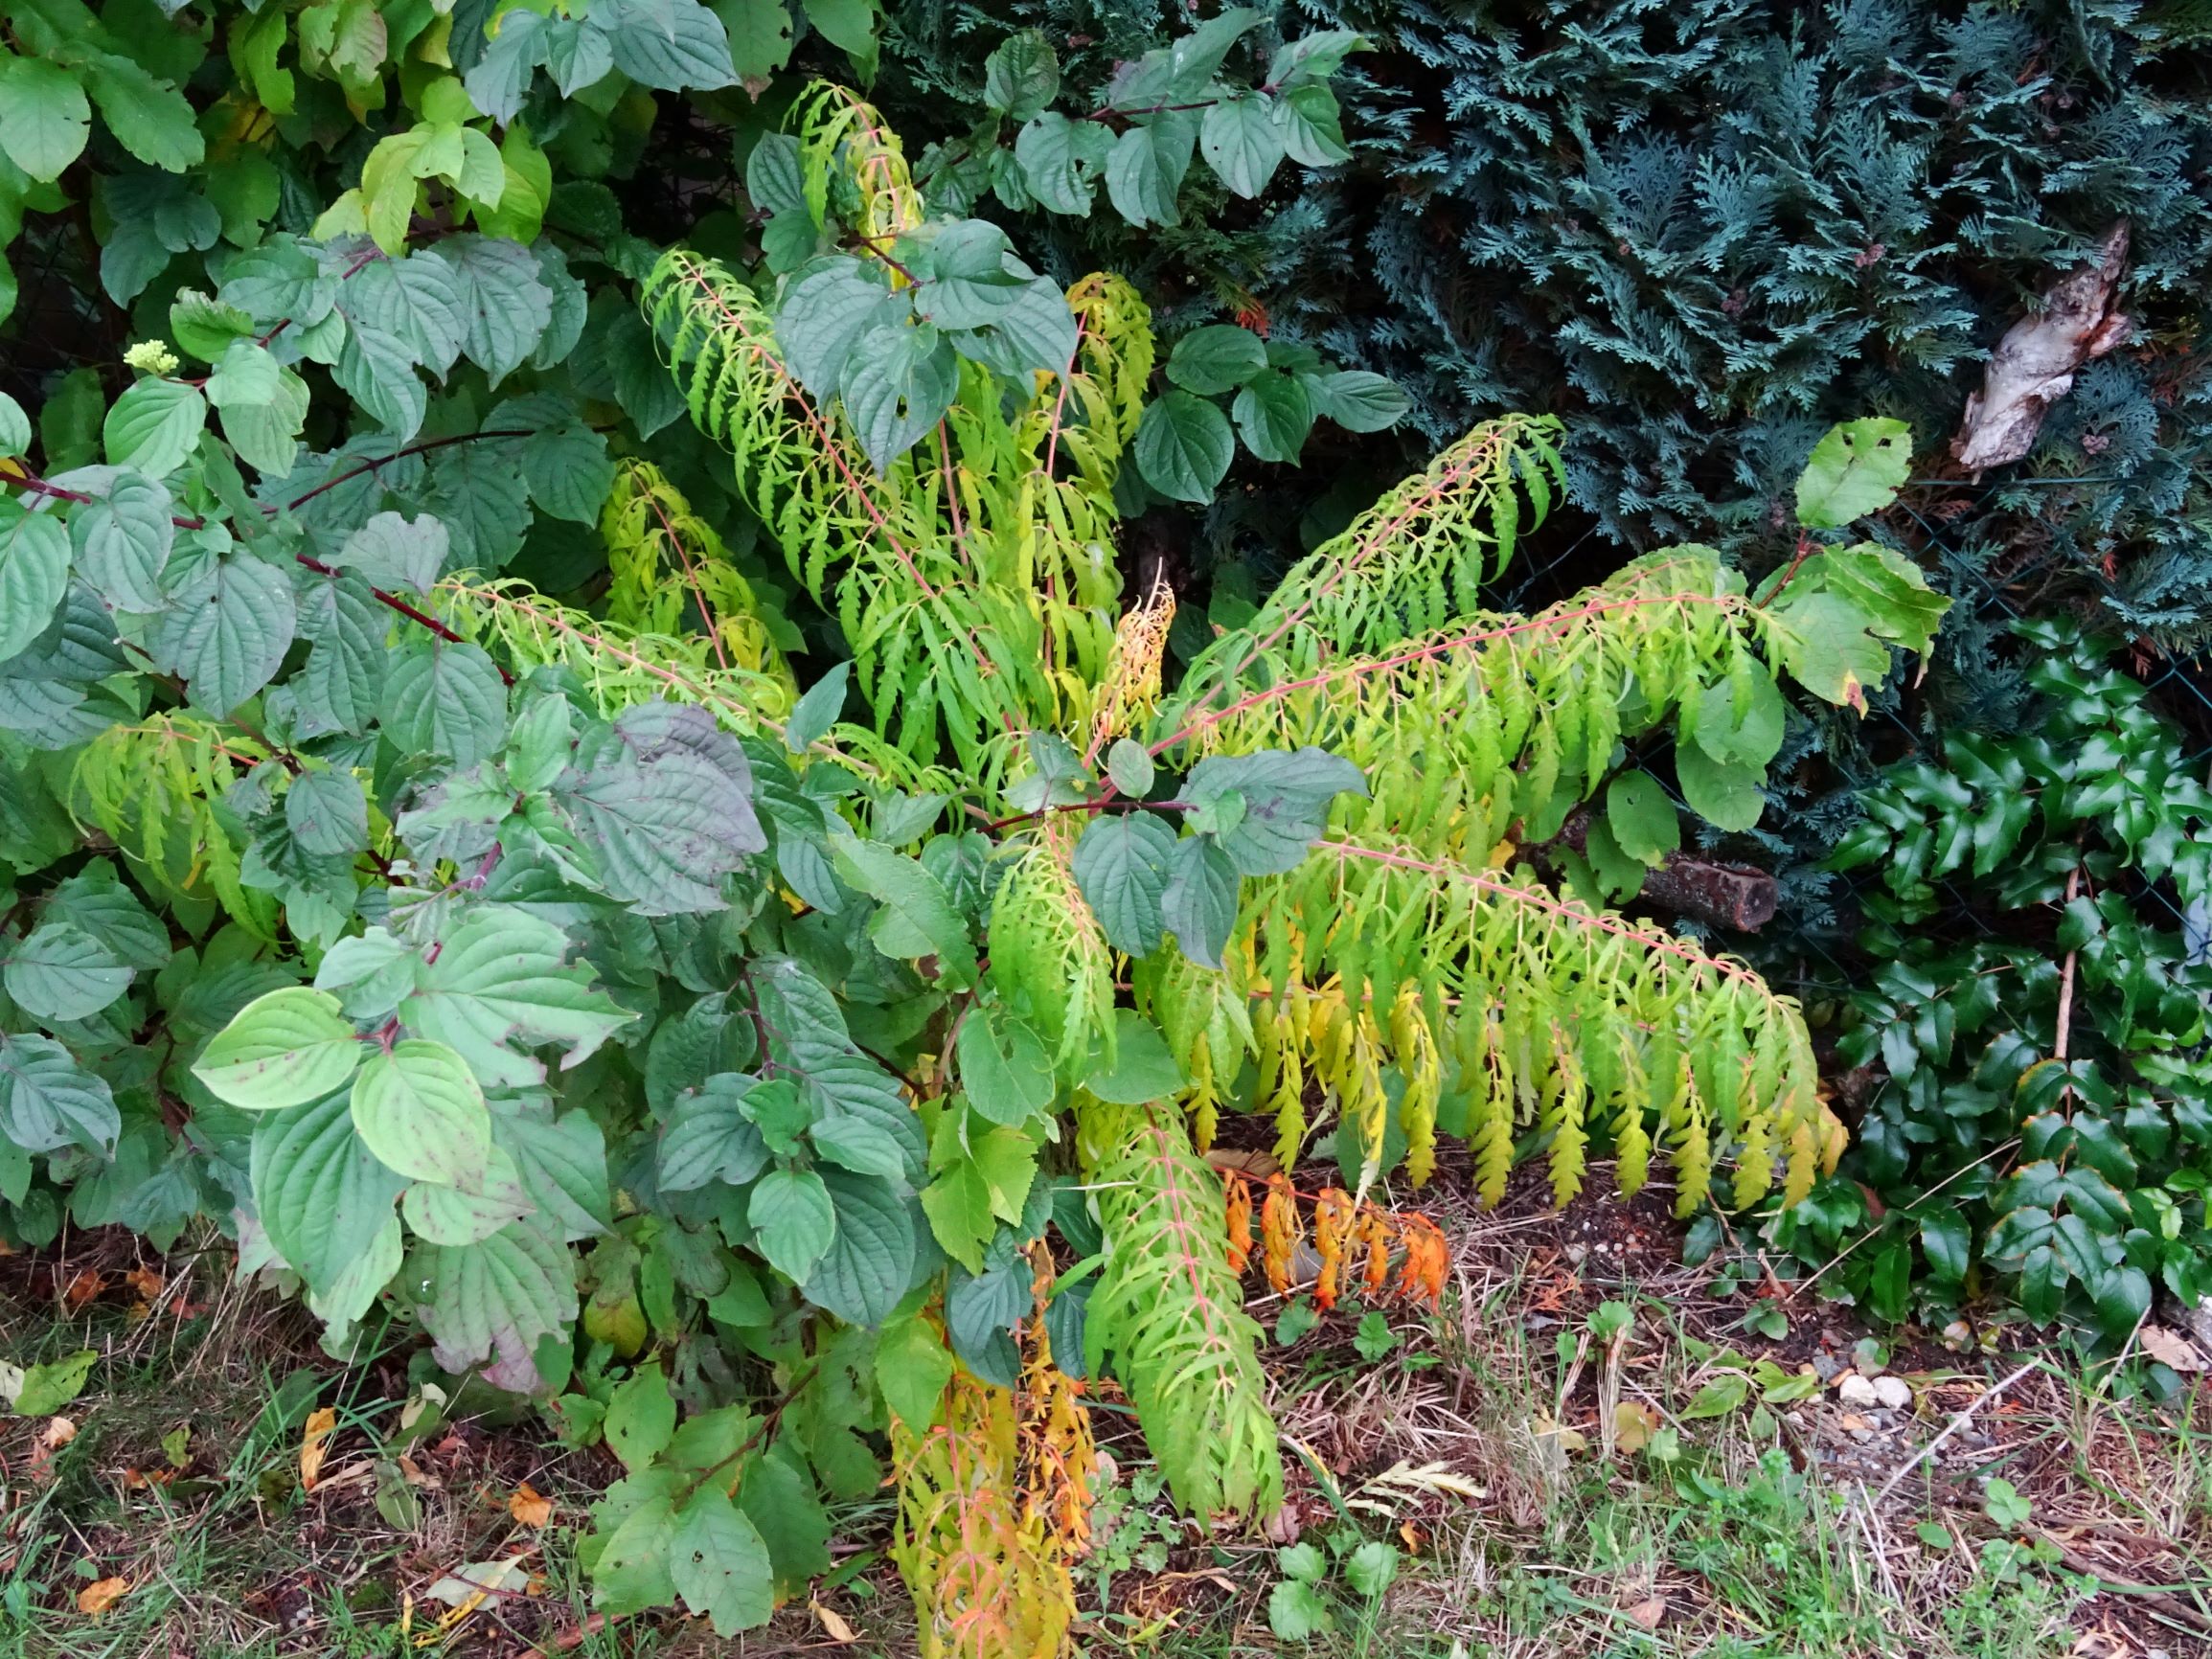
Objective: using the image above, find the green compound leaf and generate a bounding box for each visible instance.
[658,1074,773,1193]
[874,1312,952,1430]
[151,553,297,716]
[0,57,90,182]
[381,640,510,769]
[1605,770,1679,866]
[285,768,371,857]
[954,1002,1056,1127]
[103,377,207,478]
[1231,370,1314,464]
[69,470,173,614]
[0,504,70,664]
[802,1167,916,1328]
[604,1358,677,1473]
[745,1166,837,1283]
[250,1089,404,1295]
[831,837,977,987]
[409,1215,576,1393]
[1133,389,1234,505]
[671,1488,775,1636]
[0,1031,119,1154]
[556,705,765,916]
[1198,94,1285,197]
[400,1144,534,1245]
[1167,325,1267,396]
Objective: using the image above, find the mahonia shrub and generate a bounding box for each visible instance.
[0,3,1955,1646]
[1781,621,2212,1355]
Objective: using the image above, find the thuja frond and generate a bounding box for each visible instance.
[1179,415,1564,687]
[1077,1100,1283,1521]
[1221,836,1842,1214]
[602,460,791,685]
[1159,549,1786,852]
[67,716,279,940]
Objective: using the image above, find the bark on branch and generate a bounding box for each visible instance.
[1544,809,1780,933]
[1951,221,2132,473]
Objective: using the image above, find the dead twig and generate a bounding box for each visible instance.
[1873,1361,2039,1504]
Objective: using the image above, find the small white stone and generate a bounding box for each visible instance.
[1836,1375,1880,1407]
[1872,1375,1913,1410]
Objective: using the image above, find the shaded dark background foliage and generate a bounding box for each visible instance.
[870,0,2212,678]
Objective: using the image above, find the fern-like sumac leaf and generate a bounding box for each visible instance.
[640,247,1045,770]
[433,575,888,758]
[988,830,1116,1079]
[1179,415,1563,684]
[1079,1101,1283,1521]
[1237,837,1837,1216]
[602,460,793,683]
[66,714,281,940]
[891,1370,1079,1659]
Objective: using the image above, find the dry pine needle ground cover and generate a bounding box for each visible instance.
[3,1156,2209,1659]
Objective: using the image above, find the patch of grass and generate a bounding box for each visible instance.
[1131,1209,2207,1659]
[8,1200,2211,1659]
[0,1239,915,1658]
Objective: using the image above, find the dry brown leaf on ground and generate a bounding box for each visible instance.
[2138,1325,2208,1373]
[1532,1412,1587,1454]
[77,1576,129,1617]
[508,1482,553,1528]
[28,1416,77,1481]
[424,1556,536,1608]
[1613,1401,1659,1453]
[1625,1596,1666,1631]
[298,1405,336,1490]
[814,1601,858,1642]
